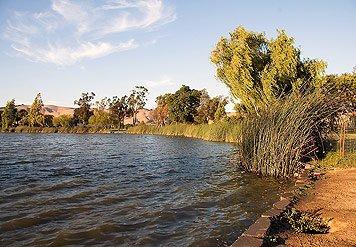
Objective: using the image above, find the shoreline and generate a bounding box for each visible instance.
[231,167,312,246]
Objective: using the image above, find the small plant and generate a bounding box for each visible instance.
[283,208,331,233]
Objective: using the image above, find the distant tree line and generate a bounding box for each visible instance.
[0,83,231,131]
[0,86,149,131]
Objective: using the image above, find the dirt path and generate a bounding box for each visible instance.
[284,168,356,247]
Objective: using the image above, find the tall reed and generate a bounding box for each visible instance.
[236,92,343,177]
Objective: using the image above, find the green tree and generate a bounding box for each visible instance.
[324,73,356,111]
[128,86,148,125]
[167,85,202,123]
[211,26,326,114]
[28,93,45,127]
[109,95,130,129]
[73,92,95,125]
[88,97,113,128]
[88,110,112,128]
[1,99,17,130]
[195,90,228,123]
[53,114,73,127]
[214,100,228,121]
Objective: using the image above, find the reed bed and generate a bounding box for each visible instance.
[127,122,241,143]
[236,92,343,177]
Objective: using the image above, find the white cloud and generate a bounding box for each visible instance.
[3,0,176,66]
[99,0,176,36]
[12,39,137,66]
[145,75,174,88]
[51,0,90,34]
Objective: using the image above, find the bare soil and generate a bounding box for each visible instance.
[283,168,356,247]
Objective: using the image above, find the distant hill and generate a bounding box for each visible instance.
[15,104,75,117]
[124,108,153,125]
[10,104,153,124]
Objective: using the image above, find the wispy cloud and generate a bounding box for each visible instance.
[145,75,175,88]
[3,0,176,66]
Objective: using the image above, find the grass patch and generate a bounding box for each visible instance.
[312,151,356,168]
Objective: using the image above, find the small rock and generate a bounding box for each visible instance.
[230,235,263,247]
[243,217,271,238]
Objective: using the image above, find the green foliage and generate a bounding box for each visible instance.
[195,90,228,124]
[127,122,241,143]
[28,93,45,127]
[109,95,130,129]
[312,151,356,168]
[53,114,73,127]
[128,86,148,125]
[88,109,112,128]
[214,101,227,121]
[211,26,326,114]
[165,85,202,123]
[1,99,17,130]
[283,208,330,233]
[73,92,95,125]
[323,73,356,112]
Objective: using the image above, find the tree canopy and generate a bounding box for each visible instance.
[73,92,95,125]
[28,93,44,127]
[211,26,327,114]
[127,86,148,125]
[1,99,17,130]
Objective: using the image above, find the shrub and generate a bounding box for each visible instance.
[53,114,73,127]
[283,208,330,234]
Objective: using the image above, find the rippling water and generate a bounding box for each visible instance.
[0,133,286,247]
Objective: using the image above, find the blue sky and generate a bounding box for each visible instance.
[0,0,355,108]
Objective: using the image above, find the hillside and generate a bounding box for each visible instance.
[15,104,75,117]
[11,104,153,124]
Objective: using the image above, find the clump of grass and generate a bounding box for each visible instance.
[312,151,356,168]
[127,121,241,142]
[236,92,342,177]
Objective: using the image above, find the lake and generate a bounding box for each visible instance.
[0,133,286,246]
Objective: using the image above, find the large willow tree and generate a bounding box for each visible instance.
[210,26,326,114]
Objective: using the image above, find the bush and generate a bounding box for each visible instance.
[283,208,330,234]
[53,115,73,127]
